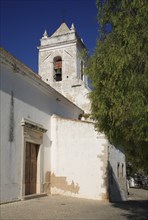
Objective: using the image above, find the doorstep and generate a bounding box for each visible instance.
[22,193,47,200]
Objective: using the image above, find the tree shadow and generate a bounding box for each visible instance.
[108,161,148,219]
[111,200,148,220]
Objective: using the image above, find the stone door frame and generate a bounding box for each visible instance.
[21,118,47,198]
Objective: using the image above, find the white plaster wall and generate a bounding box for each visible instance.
[0,56,83,203]
[108,145,128,201]
[51,115,109,200]
[49,80,91,114]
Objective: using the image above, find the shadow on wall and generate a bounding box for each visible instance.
[108,161,128,202]
[44,172,80,194]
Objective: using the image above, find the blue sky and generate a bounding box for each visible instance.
[0,0,99,73]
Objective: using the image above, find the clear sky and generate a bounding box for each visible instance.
[0,0,99,73]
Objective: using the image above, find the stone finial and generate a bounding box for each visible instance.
[81,38,84,43]
[42,30,48,39]
[70,23,75,31]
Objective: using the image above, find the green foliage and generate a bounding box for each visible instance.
[87,0,148,173]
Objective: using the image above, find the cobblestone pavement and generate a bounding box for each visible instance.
[0,188,148,220]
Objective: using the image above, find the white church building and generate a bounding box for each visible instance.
[0,22,128,203]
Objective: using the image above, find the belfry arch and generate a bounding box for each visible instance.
[53,56,62,81]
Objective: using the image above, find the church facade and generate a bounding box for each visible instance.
[0,22,128,203]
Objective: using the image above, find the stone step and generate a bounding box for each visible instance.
[22,193,47,200]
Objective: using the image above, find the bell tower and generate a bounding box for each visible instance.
[38,22,91,113]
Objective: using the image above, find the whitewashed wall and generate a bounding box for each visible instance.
[51,115,109,200]
[0,50,83,203]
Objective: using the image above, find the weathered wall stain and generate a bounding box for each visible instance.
[44,172,80,194]
[51,173,80,194]
[97,145,109,201]
[43,171,51,194]
[101,192,109,201]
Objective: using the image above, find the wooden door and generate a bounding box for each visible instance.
[25,142,39,195]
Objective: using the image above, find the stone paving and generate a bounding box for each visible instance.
[0,188,148,220]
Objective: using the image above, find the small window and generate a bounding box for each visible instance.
[53,56,62,81]
[122,163,124,177]
[117,163,120,178]
[81,61,84,81]
[110,168,113,184]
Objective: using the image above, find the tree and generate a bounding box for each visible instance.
[86,0,148,173]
